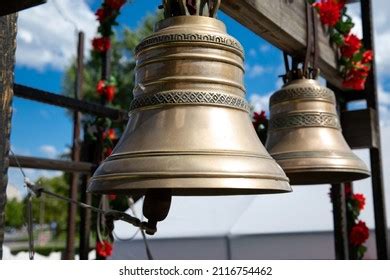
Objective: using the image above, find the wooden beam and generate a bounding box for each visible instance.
[9,155,95,174]
[341,109,378,149]
[0,0,46,17]
[65,32,85,260]
[220,0,341,87]
[13,84,128,121]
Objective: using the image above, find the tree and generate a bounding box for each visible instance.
[63,12,162,111]
[5,198,24,229]
[28,175,71,235]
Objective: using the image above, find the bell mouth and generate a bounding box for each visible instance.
[270,150,370,185]
[285,169,370,185]
[88,148,292,196]
[88,176,291,196]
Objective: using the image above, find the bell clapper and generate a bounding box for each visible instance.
[142,189,172,235]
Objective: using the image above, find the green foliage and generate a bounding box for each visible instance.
[62,12,162,112]
[27,175,71,234]
[335,16,354,35]
[5,198,24,229]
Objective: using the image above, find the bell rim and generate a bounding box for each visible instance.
[283,168,370,185]
[87,176,292,196]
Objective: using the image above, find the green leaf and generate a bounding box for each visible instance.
[357,245,367,260]
[336,18,354,35]
[331,32,344,46]
[353,52,363,62]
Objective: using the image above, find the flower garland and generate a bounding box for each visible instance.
[92,0,128,104]
[344,183,369,259]
[252,110,369,259]
[91,0,128,258]
[96,77,117,104]
[252,110,268,145]
[309,0,373,90]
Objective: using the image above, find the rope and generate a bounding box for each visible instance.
[312,3,320,78]
[303,1,320,79]
[10,151,155,260]
[303,0,313,76]
[52,0,79,33]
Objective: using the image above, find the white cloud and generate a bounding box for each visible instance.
[16,0,98,71]
[246,64,269,78]
[7,167,63,200]
[6,184,23,201]
[39,145,58,158]
[346,1,390,128]
[248,48,257,57]
[39,109,50,119]
[378,85,390,127]
[249,92,272,113]
[259,44,271,53]
[25,169,62,181]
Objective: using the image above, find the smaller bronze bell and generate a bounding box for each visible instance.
[266,78,370,185]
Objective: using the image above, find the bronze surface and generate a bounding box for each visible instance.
[266,78,370,185]
[88,16,291,196]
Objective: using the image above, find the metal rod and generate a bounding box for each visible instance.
[9,155,95,173]
[65,31,84,260]
[360,0,389,260]
[13,84,128,121]
[331,184,350,260]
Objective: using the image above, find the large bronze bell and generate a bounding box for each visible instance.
[266,77,370,185]
[88,3,291,232]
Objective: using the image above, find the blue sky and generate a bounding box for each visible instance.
[8,0,390,237]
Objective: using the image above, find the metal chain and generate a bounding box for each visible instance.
[26,193,34,260]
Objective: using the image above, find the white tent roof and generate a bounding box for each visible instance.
[114,127,390,240]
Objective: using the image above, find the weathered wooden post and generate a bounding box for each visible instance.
[360,0,389,260]
[64,31,85,260]
[0,13,18,260]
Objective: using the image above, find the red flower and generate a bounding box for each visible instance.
[103,128,117,141]
[353,193,366,211]
[344,182,352,197]
[350,221,369,246]
[362,50,373,64]
[343,61,370,90]
[107,194,117,200]
[104,147,113,158]
[96,240,113,257]
[105,0,126,10]
[95,8,109,22]
[105,85,116,102]
[92,37,111,53]
[341,34,362,58]
[96,80,106,95]
[313,0,342,27]
[252,111,267,127]
[343,75,367,90]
